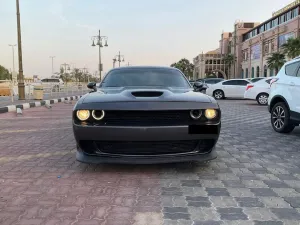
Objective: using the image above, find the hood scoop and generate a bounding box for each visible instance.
[131,91,163,97]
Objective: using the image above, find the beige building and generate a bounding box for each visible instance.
[193,0,300,80]
[241,1,300,78]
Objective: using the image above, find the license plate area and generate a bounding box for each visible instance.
[188,125,218,134]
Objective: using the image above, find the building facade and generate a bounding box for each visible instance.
[193,49,227,79]
[241,2,300,78]
[193,0,300,80]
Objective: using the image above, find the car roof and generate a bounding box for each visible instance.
[108,66,181,72]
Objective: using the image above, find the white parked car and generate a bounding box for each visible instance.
[268,57,300,133]
[244,77,274,105]
[206,79,251,99]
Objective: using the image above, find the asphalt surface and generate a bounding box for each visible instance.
[0,99,300,225]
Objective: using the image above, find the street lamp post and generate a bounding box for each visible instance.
[16,0,25,100]
[8,44,17,73]
[50,56,55,77]
[91,30,108,81]
[112,58,117,68]
[113,51,125,67]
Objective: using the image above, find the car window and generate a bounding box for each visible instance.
[296,67,300,78]
[285,61,300,77]
[101,68,191,88]
[236,80,249,86]
[222,80,237,85]
[205,80,217,84]
[265,79,272,84]
[251,78,263,82]
[41,79,47,82]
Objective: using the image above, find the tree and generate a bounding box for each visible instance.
[267,52,286,75]
[170,58,194,77]
[223,54,236,76]
[0,65,11,80]
[281,37,300,59]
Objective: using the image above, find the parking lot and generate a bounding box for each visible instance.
[0,99,300,225]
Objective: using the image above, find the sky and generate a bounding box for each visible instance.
[0,0,293,78]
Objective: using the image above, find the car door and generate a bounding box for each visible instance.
[293,67,300,113]
[236,80,251,98]
[221,80,238,97]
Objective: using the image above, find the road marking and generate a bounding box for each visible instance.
[0,149,76,163]
[0,127,72,134]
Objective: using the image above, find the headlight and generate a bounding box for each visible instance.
[205,109,217,119]
[92,110,105,120]
[190,110,202,120]
[76,110,90,121]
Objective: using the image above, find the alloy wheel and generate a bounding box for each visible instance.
[258,95,268,105]
[214,91,223,99]
[272,105,285,130]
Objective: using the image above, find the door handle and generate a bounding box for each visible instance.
[290,82,295,86]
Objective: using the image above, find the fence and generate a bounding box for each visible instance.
[0,80,90,103]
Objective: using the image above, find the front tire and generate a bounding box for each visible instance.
[271,102,295,133]
[213,90,224,99]
[257,93,269,105]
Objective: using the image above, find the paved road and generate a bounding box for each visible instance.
[0,100,299,225]
[0,91,88,108]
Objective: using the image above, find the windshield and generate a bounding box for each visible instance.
[100,68,191,88]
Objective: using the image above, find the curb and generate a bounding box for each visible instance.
[0,95,82,114]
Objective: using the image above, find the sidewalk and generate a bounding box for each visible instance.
[0,91,87,108]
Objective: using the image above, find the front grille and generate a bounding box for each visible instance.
[94,140,199,155]
[89,110,207,126]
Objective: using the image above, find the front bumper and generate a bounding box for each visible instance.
[73,124,220,164]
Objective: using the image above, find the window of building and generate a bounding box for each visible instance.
[256,66,260,77]
[270,69,274,77]
[241,69,244,78]
[251,67,254,78]
[245,68,248,78]
[287,11,291,21]
[285,61,300,76]
[264,65,267,77]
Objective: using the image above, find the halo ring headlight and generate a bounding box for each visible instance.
[92,110,105,120]
[190,110,202,120]
[76,110,90,121]
[205,109,217,119]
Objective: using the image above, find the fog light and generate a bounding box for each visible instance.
[205,109,217,119]
[76,110,90,121]
[92,110,105,120]
[190,110,202,120]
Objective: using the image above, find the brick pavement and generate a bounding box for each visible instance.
[0,100,299,225]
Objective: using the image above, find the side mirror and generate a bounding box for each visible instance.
[193,81,203,88]
[87,82,97,92]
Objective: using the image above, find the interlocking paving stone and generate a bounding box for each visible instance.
[0,100,300,225]
[283,197,300,208]
[250,188,279,197]
[235,197,265,207]
[271,208,300,220]
[205,188,230,196]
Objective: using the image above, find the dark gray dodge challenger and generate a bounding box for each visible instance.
[72,66,221,164]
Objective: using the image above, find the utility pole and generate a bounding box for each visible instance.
[50,56,55,77]
[113,58,117,68]
[91,30,108,81]
[114,51,125,67]
[16,0,25,100]
[9,44,17,73]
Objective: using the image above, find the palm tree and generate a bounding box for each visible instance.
[281,37,300,59]
[223,54,236,77]
[267,52,286,75]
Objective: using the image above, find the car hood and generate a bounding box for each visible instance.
[82,87,212,103]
